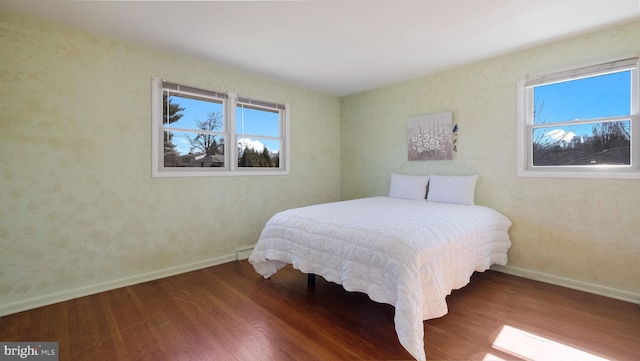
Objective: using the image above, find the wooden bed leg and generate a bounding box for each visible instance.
[307,273,316,287]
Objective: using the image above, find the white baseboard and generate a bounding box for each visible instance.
[7,253,634,318]
[491,264,640,305]
[0,253,239,317]
[236,246,254,260]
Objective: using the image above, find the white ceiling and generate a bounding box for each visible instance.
[2,0,639,96]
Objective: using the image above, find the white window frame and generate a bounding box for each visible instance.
[151,77,290,177]
[517,57,640,179]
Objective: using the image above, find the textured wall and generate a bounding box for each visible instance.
[2,8,638,314]
[0,10,341,312]
[341,21,640,296]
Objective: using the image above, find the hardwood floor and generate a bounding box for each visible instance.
[1,260,639,360]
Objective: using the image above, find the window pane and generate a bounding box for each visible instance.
[237,138,280,168]
[164,131,225,168]
[236,105,280,137]
[533,70,631,124]
[532,120,630,166]
[235,104,281,168]
[163,92,224,131]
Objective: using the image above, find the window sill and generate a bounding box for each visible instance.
[517,168,640,179]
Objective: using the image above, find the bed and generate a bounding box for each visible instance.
[248,175,512,361]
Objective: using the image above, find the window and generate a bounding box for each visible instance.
[517,57,639,178]
[151,78,289,177]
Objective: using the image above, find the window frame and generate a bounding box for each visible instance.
[151,77,290,177]
[516,57,640,179]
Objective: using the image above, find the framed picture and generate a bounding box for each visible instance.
[407,112,454,161]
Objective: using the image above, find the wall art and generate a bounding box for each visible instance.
[407,112,455,161]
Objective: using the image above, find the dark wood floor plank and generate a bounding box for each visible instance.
[1,260,638,360]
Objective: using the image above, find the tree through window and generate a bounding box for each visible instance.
[151,78,289,177]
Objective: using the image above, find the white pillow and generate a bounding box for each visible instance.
[388,173,429,201]
[426,175,478,205]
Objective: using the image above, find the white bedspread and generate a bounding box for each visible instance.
[249,197,512,361]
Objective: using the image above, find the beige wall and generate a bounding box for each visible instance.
[0,10,341,314]
[2,9,639,315]
[341,20,640,300]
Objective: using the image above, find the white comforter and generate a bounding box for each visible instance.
[249,197,512,361]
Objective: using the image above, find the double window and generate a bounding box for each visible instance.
[517,57,639,178]
[151,78,289,177]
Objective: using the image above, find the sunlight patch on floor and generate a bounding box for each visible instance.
[488,325,610,361]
